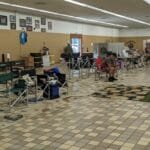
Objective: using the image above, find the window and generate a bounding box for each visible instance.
[71,38,81,53]
[70,34,82,54]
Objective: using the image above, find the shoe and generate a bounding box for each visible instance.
[113,77,118,80]
[108,77,114,82]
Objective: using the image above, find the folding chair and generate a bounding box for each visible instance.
[21,69,37,102]
[95,57,103,80]
[0,74,28,108]
[37,74,60,112]
[95,64,109,81]
[9,79,28,108]
[0,62,9,72]
[43,69,68,95]
[0,72,13,97]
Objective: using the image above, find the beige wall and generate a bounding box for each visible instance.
[82,35,119,53]
[0,30,70,62]
[1,29,150,62]
[119,36,150,50]
[0,30,119,62]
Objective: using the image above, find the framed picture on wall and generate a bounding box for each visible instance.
[48,22,52,30]
[0,15,7,26]
[41,28,46,32]
[9,15,16,22]
[26,16,32,25]
[19,19,26,27]
[10,23,16,30]
[41,17,46,25]
[35,20,40,29]
[26,26,33,31]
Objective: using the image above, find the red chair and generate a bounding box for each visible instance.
[95,57,110,80]
[96,57,102,70]
[95,57,102,80]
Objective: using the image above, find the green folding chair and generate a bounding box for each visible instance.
[0,72,13,97]
[0,73,28,108]
[9,79,28,108]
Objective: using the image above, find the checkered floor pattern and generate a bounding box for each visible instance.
[0,67,150,150]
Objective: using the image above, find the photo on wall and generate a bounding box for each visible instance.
[41,28,46,32]
[41,17,46,25]
[26,16,32,25]
[9,15,16,22]
[26,26,33,31]
[0,15,7,26]
[48,22,52,30]
[19,19,26,27]
[35,20,40,29]
[10,23,16,30]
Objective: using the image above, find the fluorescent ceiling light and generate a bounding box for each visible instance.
[144,0,150,4]
[64,0,150,26]
[0,1,128,28]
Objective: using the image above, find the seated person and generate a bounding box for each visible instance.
[100,57,109,73]
[95,53,110,75]
[145,47,150,56]
[103,52,117,81]
[95,53,110,76]
[145,47,150,64]
[145,47,149,54]
[116,58,123,70]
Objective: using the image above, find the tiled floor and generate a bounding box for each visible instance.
[0,67,150,150]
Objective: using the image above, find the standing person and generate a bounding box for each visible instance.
[86,48,89,52]
[41,42,50,67]
[42,42,49,55]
